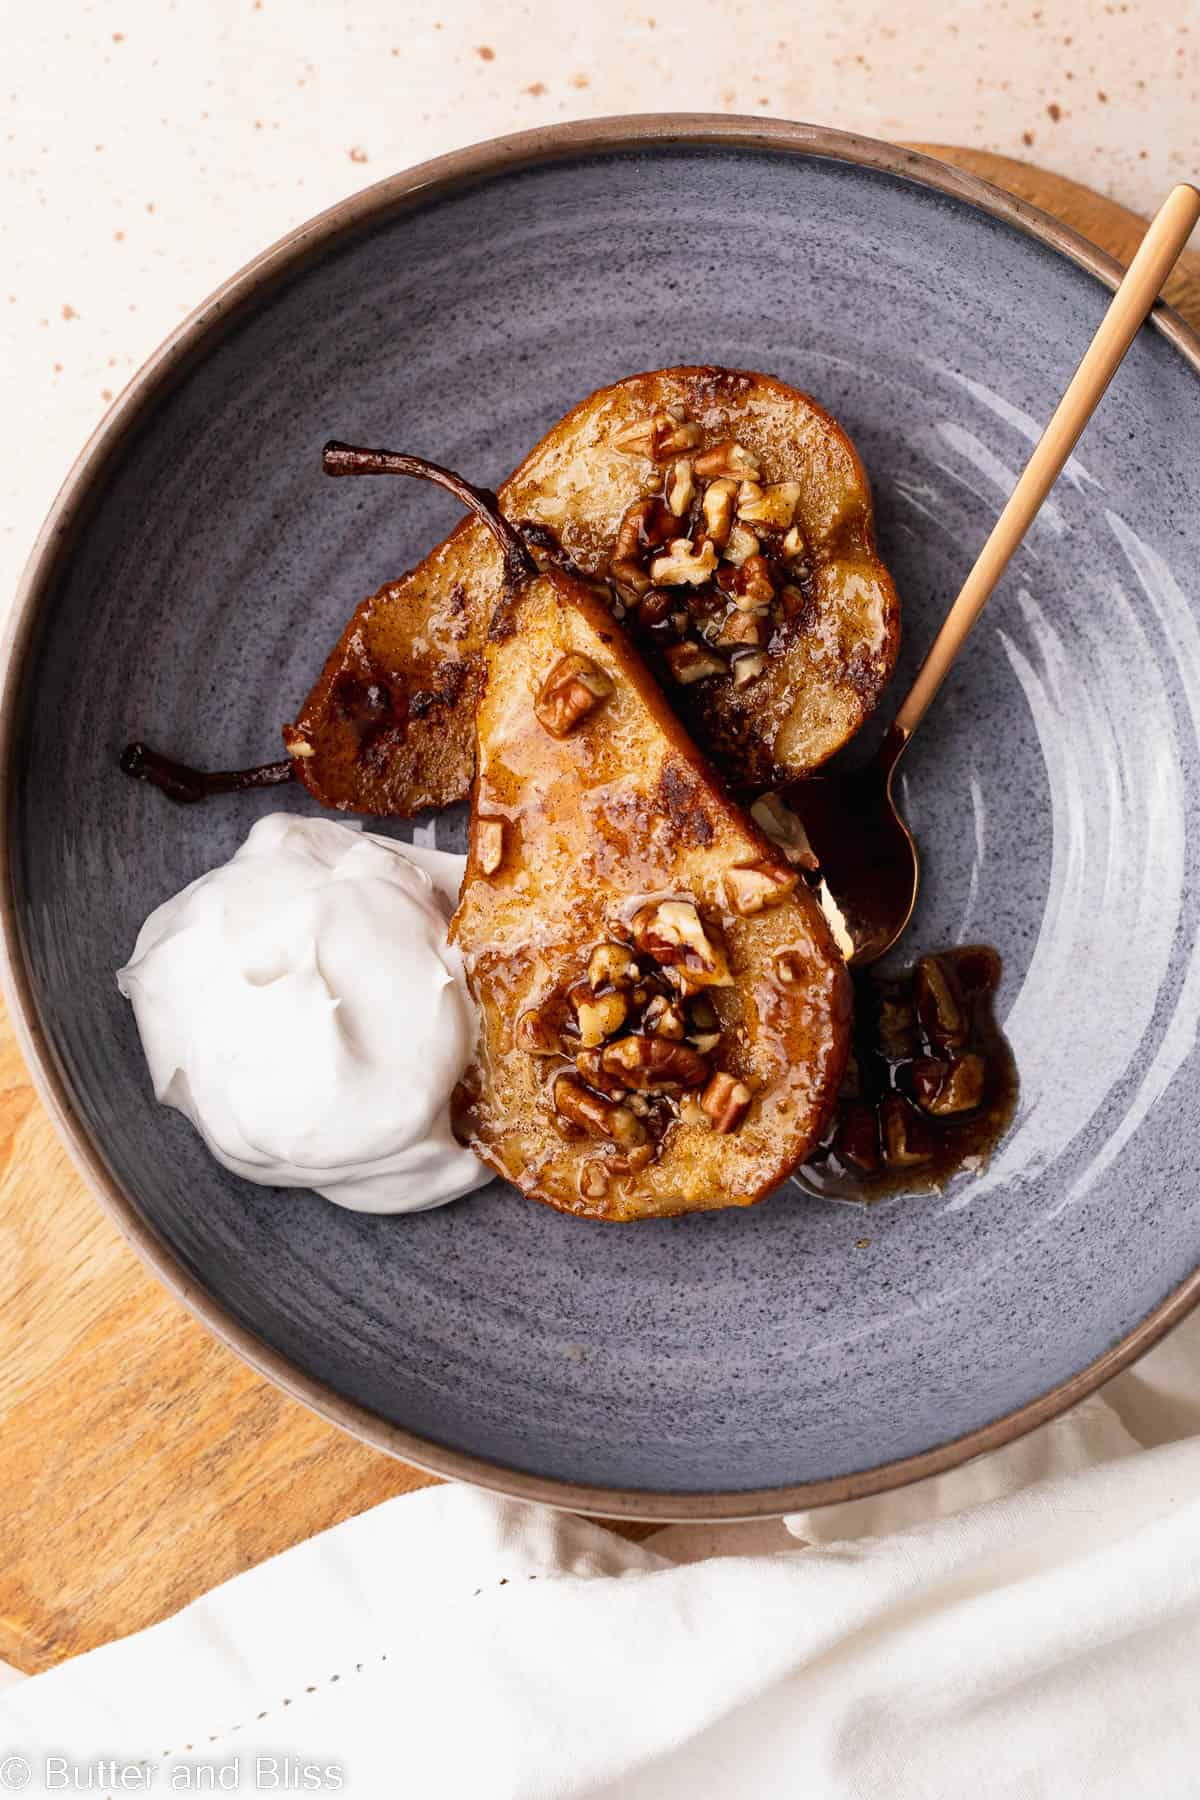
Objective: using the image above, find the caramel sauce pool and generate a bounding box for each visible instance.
[798,945,1018,1202]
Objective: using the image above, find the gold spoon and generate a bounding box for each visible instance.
[791,182,1200,966]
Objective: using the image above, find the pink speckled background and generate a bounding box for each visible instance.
[4,0,1198,621]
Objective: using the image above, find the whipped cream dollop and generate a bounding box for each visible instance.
[117,813,489,1212]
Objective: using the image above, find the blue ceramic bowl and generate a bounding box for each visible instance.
[6,120,1200,1518]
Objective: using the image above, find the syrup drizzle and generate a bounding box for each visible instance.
[799,945,1018,1202]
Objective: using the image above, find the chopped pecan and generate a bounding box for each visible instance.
[724,859,798,916]
[650,537,719,586]
[641,994,687,1039]
[726,553,775,610]
[700,1071,753,1133]
[663,420,704,454]
[574,1047,629,1097]
[880,1094,935,1167]
[632,899,732,987]
[610,557,654,601]
[782,524,807,562]
[910,1053,985,1116]
[717,608,766,649]
[554,1074,647,1148]
[738,480,802,528]
[600,1033,711,1090]
[476,817,505,875]
[588,942,641,991]
[693,439,762,480]
[666,459,696,517]
[682,583,725,623]
[611,411,703,459]
[665,640,726,685]
[723,523,760,566]
[915,956,968,1050]
[731,652,767,688]
[614,497,676,561]
[607,1106,650,1151]
[282,724,315,760]
[636,588,677,634]
[611,416,661,457]
[750,793,819,870]
[535,652,613,737]
[701,476,738,548]
[579,1160,611,1201]
[606,1142,656,1174]
[574,989,629,1048]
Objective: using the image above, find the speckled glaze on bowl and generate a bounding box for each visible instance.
[6,120,1200,1520]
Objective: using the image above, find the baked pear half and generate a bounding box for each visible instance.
[285,366,900,816]
[453,571,851,1219]
[320,442,852,1218]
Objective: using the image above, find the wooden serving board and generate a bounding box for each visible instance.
[3,150,1198,1676]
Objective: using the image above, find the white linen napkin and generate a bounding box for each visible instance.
[5,1310,1200,1798]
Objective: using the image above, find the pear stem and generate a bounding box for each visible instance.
[322,442,536,588]
[119,741,294,804]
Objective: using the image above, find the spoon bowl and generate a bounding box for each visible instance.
[788,729,917,966]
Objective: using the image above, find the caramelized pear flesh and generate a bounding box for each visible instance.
[287,366,900,815]
[451,569,852,1221]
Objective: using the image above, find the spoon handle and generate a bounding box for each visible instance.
[892,181,1200,742]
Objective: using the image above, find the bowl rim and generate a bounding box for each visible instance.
[6,114,1200,1524]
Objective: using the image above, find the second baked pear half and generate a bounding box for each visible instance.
[286,366,900,815]
[445,520,852,1222]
